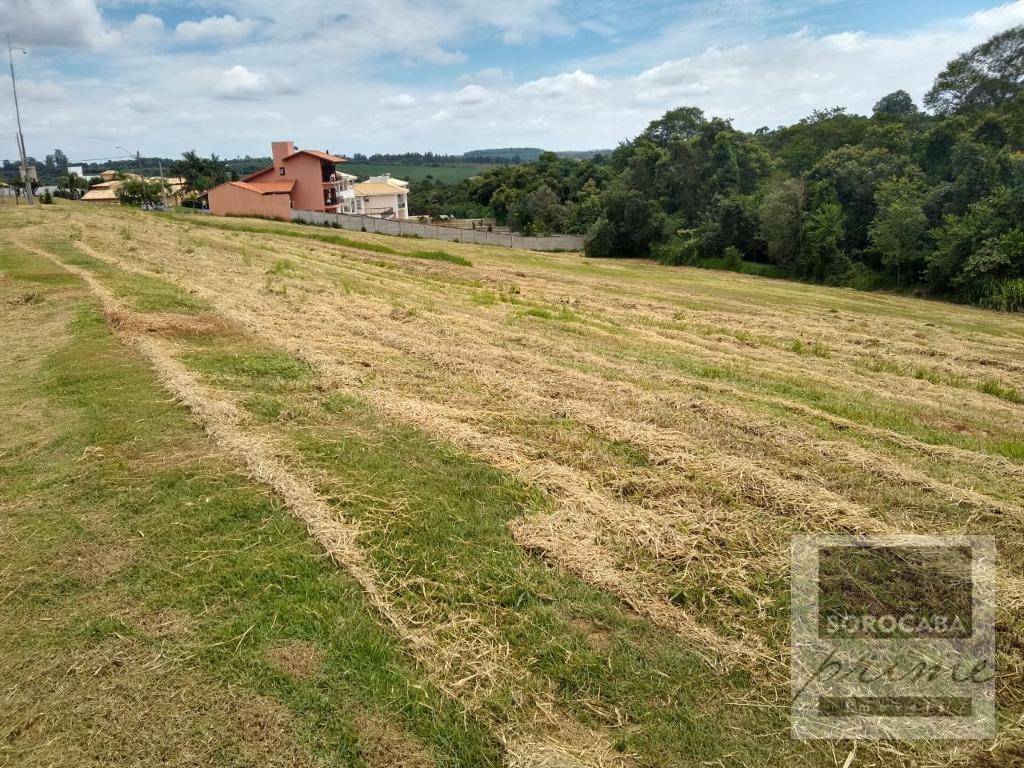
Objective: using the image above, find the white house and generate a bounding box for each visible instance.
[328,171,359,214]
[352,173,409,219]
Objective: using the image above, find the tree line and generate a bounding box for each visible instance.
[411,27,1024,310]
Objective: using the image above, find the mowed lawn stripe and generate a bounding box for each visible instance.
[0,241,498,767]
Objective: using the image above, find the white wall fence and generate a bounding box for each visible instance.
[290,209,584,252]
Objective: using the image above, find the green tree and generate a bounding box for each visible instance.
[807,145,918,254]
[759,178,806,266]
[707,132,741,196]
[801,202,847,281]
[929,184,1024,300]
[172,150,228,194]
[640,106,707,146]
[924,26,1023,114]
[870,177,930,287]
[117,177,167,207]
[872,90,920,119]
[585,183,666,259]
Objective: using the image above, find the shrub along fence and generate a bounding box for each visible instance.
[290,209,584,252]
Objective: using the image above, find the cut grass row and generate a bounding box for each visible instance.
[0,241,497,766]
[165,317,826,767]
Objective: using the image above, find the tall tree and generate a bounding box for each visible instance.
[759,178,806,267]
[872,90,920,119]
[640,106,707,146]
[870,177,930,287]
[924,25,1024,114]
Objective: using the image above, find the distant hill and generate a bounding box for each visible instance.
[463,148,545,162]
[463,148,611,162]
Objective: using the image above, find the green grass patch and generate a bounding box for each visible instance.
[165,215,400,255]
[288,409,824,766]
[515,304,578,322]
[0,244,498,766]
[408,249,472,267]
[266,258,296,275]
[470,290,498,306]
[42,236,210,314]
[788,339,831,358]
[979,379,1023,404]
[185,349,310,384]
[695,257,787,279]
[321,392,371,416]
[341,163,489,184]
[241,392,286,422]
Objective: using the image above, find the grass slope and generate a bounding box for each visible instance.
[3,202,1023,767]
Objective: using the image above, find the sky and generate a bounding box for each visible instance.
[1,0,1023,164]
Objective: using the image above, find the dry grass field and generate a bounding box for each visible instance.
[2,201,1023,767]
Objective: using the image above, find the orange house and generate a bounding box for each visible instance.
[207,141,353,220]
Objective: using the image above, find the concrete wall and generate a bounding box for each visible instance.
[209,185,291,220]
[290,209,584,252]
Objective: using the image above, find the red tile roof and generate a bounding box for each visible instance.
[284,148,346,164]
[242,166,277,182]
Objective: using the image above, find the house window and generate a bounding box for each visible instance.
[278,167,285,176]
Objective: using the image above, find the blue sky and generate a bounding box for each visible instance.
[2,0,1022,163]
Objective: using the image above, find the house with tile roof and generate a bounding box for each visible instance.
[81,173,188,207]
[207,141,358,221]
[352,174,410,219]
[80,180,121,205]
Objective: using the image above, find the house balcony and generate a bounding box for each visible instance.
[323,181,354,195]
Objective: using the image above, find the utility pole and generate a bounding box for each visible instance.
[135,150,145,205]
[7,35,33,205]
[157,157,167,209]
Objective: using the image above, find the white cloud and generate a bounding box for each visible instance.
[516,70,604,98]
[459,67,513,84]
[212,65,296,100]
[120,92,162,114]
[967,0,1024,31]
[1,0,117,47]
[417,46,467,65]
[623,19,1001,128]
[381,93,417,108]
[176,15,258,44]
[126,13,165,39]
[6,0,1024,160]
[451,84,491,105]
[18,79,67,102]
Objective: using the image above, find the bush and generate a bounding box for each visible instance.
[583,217,616,258]
[722,246,743,270]
[981,278,1024,312]
[652,237,700,266]
[843,262,884,291]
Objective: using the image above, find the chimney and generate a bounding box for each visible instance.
[271,141,295,166]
